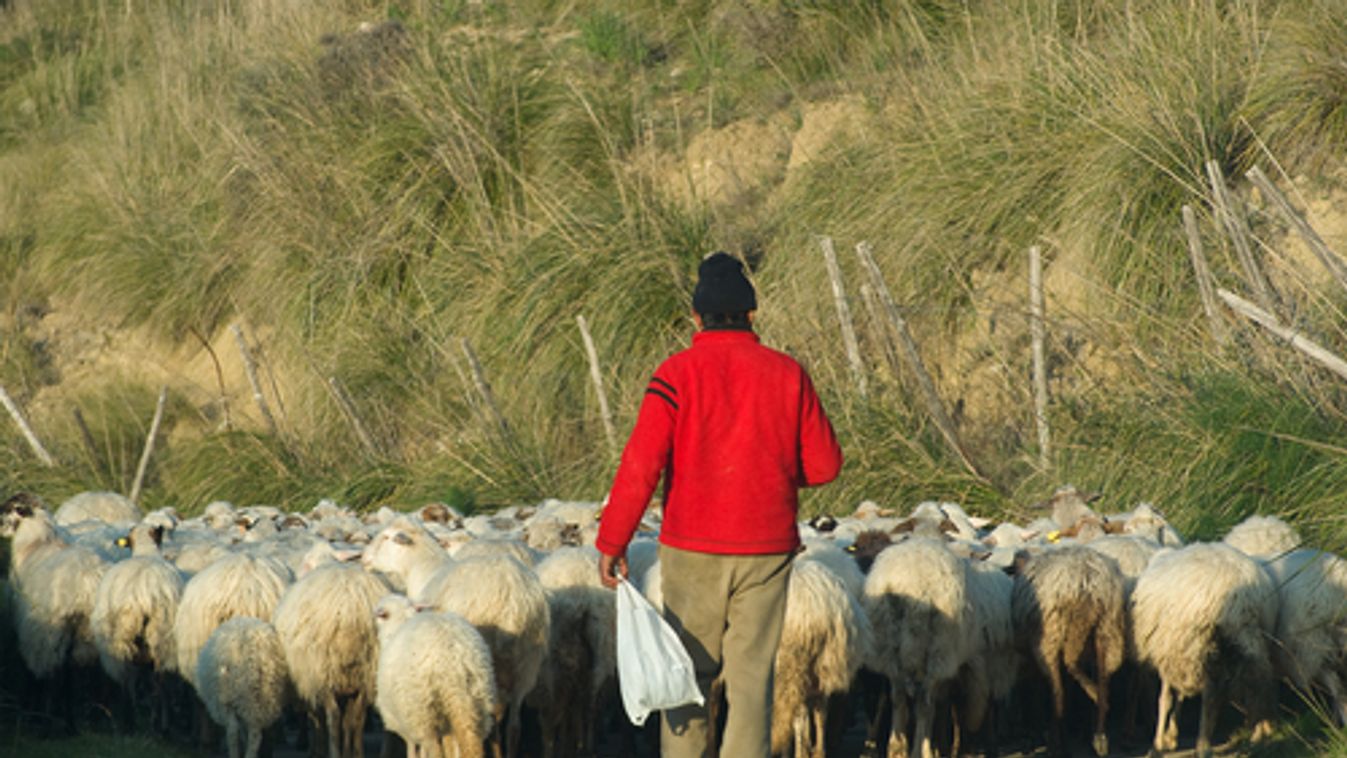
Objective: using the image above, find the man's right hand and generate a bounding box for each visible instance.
[598,551,629,590]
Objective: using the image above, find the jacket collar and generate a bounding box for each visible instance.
[692,329,760,346]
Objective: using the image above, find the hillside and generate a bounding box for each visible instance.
[3,0,1347,538]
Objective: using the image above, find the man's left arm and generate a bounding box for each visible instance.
[798,370,843,487]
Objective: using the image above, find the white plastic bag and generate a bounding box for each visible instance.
[615,577,704,726]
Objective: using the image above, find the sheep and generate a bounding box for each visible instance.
[863,537,973,758]
[959,559,1016,755]
[529,545,616,757]
[362,516,455,597]
[1223,514,1301,559]
[772,558,871,758]
[2,493,109,730]
[272,561,390,758]
[54,490,141,527]
[173,552,292,688]
[1131,542,1278,757]
[196,617,290,758]
[90,522,185,732]
[1011,544,1125,757]
[797,537,866,602]
[1264,549,1347,725]
[373,595,496,758]
[419,553,550,758]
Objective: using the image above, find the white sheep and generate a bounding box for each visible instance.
[271,561,390,758]
[863,537,973,758]
[173,551,292,688]
[90,522,185,731]
[1131,542,1278,757]
[54,490,142,527]
[196,617,290,758]
[2,494,108,728]
[1011,544,1125,757]
[797,537,866,602]
[772,558,871,758]
[1264,548,1347,725]
[450,535,539,567]
[1223,514,1301,559]
[374,594,496,758]
[529,545,616,756]
[959,559,1016,754]
[419,553,549,758]
[362,515,455,597]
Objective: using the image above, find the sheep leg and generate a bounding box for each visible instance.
[505,698,523,758]
[811,701,827,758]
[1092,637,1111,757]
[344,691,369,758]
[226,717,244,758]
[887,679,909,758]
[1153,680,1176,753]
[1045,657,1067,757]
[325,695,342,758]
[910,684,935,758]
[246,725,266,758]
[1196,680,1219,758]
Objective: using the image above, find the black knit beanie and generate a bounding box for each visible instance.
[692,252,757,315]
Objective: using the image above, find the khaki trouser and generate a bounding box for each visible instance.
[658,544,793,758]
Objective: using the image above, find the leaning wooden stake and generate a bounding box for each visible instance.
[1029,246,1050,470]
[231,324,280,438]
[327,377,381,459]
[0,385,55,466]
[817,236,868,398]
[576,315,618,459]
[72,406,100,473]
[1206,160,1278,314]
[460,338,511,439]
[1246,166,1347,297]
[854,241,981,477]
[1182,205,1229,346]
[129,386,168,505]
[1218,289,1347,383]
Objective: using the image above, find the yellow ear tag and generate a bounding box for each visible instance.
[1046,530,1062,543]
[116,537,130,548]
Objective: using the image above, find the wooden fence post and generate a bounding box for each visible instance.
[1029,246,1050,470]
[231,324,280,438]
[1246,166,1347,297]
[1181,205,1229,345]
[853,241,981,478]
[1206,160,1278,314]
[460,338,511,440]
[327,377,381,459]
[817,236,868,398]
[1218,289,1347,382]
[0,385,55,466]
[576,315,618,460]
[129,386,168,505]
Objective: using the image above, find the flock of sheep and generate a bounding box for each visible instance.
[0,485,1342,758]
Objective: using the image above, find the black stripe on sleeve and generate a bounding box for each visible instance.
[650,376,678,396]
[645,387,679,410]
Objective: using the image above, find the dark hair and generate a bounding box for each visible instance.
[700,311,752,330]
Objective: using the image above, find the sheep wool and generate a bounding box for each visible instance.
[1132,542,1277,756]
[375,595,496,758]
[272,561,389,758]
[863,537,973,758]
[1264,549,1347,725]
[54,490,142,527]
[174,552,292,688]
[196,617,290,758]
[1223,514,1301,559]
[91,546,185,682]
[772,558,871,758]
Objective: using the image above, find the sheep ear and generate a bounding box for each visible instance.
[1085,491,1103,504]
[413,603,433,613]
[150,525,166,546]
[1103,519,1125,534]
[938,518,958,534]
[393,532,414,546]
[333,549,362,563]
[889,518,916,535]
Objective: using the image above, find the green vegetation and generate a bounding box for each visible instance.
[0,0,1346,556]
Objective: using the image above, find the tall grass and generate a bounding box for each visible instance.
[0,0,1346,540]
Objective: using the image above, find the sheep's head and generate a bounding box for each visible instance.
[0,492,45,537]
[373,593,421,642]
[846,529,893,573]
[123,523,167,557]
[362,517,439,589]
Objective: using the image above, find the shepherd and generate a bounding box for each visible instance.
[597,250,843,757]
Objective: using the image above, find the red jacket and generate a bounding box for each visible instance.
[596,329,843,557]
